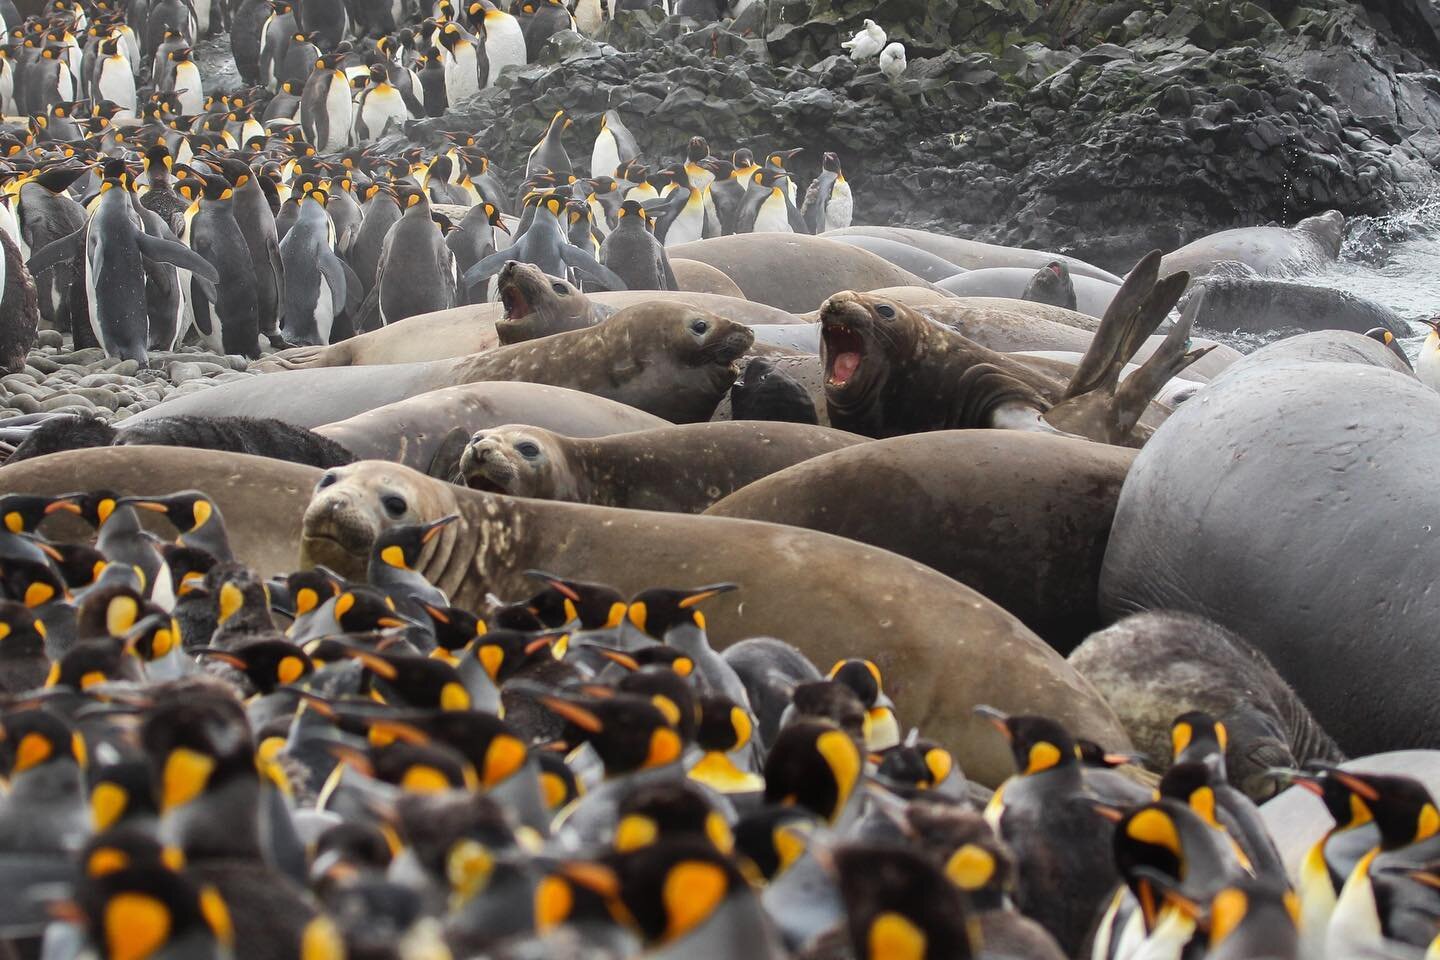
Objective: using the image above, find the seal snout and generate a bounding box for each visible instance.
[457,435,516,494]
[820,294,870,390]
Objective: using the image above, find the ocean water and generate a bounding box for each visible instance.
[1279,198,1440,361]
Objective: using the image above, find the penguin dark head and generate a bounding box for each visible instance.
[339,644,471,711]
[124,613,182,666]
[159,544,217,600]
[787,681,867,745]
[624,583,736,640]
[614,665,698,745]
[371,514,458,573]
[733,805,820,881]
[1289,767,1376,831]
[1197,878,1301,956]
[0,707,82,780]
[87,762,161,833]
[1158,761,1224,827]
[614,780,733,855]
[0,556,69,609]
[140,690,255,816]
[614,838,749,948]
[76,582,154,639]
[0,492,73,533]
[114,492,221,540]
[195,640,314,695]
[730,356,818,425]
[821,151,843,173]
[527,686,682,778]
[873,737,959,798]
[364,739,479,793]
[975,706,1079,778]
[48,637,144,691]
[1365,326,1413,369]
[763,719,862,824]
[833,843,977,960]
[1171,711,1227,769]
[44,489,122,530]
[524,569,626,631]
[0,599,47,657]
[465,627,554,682]
[1076,738,1147,770]
[420,602,485,653]
[1314,770,1439,851]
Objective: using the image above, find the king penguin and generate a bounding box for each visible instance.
[526,109,572,178]
[600,199,676,291]
[800,151,852,233]
[590,108,639,179]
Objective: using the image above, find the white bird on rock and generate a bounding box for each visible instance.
[842,19,886,61]
[880,41,906,81]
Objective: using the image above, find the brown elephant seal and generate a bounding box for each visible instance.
[1068,611,1344,801]
[493,260,610,345]
[258,288,797,371]
[705,431,1133,652]
[669,235,933,313]
[457,421,866,513]
[0,447,317,573]
[314,382,669,475]
[823,226,1125,284]
[670,259,745,299]
[133,302,755,429]
[298,459,1131,785]
[818,252,1210,445]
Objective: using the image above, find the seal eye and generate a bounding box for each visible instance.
[515,441,541,458]
[317,473,336,489]
[876,304,896,319]
[551,282,566,294]
[381,495,407,516]
[690,319,709,335]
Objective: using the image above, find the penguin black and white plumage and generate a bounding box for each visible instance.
[461,192,625,295]
[415,47,448,117]
[180,174,263,357]
[438,20,484,105]
[279,188,362,346]
[257,0,296,88]
[0,226,37,373]
[736,167,807,234]
[299,53,353,154]
[600,199,675,292]
[93,35,136,113]
[164,46,204,116]
[649,166,706,248]
[209,155,286,349]
[364,184,456,326]
[514,0,574,61]
[589,108,638,180]
[25,163,218,364]
[800,150,852,233]
[16,163,88,331]
[352,62,410,141]
[469,0,525,85]
[526,108,572,179]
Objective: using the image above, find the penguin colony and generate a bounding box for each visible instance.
[0,0,1423,956]
[0,0,859,370]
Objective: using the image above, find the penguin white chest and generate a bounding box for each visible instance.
[444,42,479,102]
[664,195,705,247]
[484,14,527,82]
[323,74,353,151]
[825,179,853,230]
[754,190,793,233]
[1418,331,1440,392]
[591,130,619,180]
[97,57,137,111]
[174,62,204,114]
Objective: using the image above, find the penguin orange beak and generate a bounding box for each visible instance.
[43,499,82,515]
[973,704,1011,740]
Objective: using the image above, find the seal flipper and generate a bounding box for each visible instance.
[428,426,473,483]
[1110,290,1216,438]
[1044,250,1192,445]
[136,232,221,283]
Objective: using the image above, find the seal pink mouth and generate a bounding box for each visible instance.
[825,324,864,387]
[500,284,531,320]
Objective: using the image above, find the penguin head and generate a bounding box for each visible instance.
[339,644,472,712]
[529,687,682,778]
[617,198,649,227]
[87,762,160,833]
[614,780,733,855]
[873,736,959,798]
[1289,767,1376,831]
[784,680,867,746]
[372,513,459,573]
[461,627,551,682]
[0,556,70,610]
[821,150,843,173]
[624,583,736,639]
[140,692,257,817]
[0,708,83,780]
[765,147,802,170]
[419,602,486,653]
[1158,760,1223,828]
[763,719,862,824]
[0,599,47,654]
[195,640,314,695]
[1315,769,1439,851]
[974,705,1078,778]
[1201,878,1301,954]
[828,657,900,749]
[75,581,152,639]
[1170,710,1227,769]
[0,492,74,533]
[733,805,820,881]
[833,843,978,960]
[124,613,182,666]
[522,568,626,631]
[116,491,222,541]
[613,838,749,948]
[47,636,142,691]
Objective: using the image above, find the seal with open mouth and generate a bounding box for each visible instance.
[819,251,1209,446]
[493,260,611,345]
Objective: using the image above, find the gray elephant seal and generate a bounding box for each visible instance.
[1158,210,1344,278]
[668,234,933,313]
[314,382,669,474]
[0,446,317,574]
[705,431,1134,652]
[1212,330,1415,383]
[670,259,745,299]
[1100,362,1440,756]
[457,420,866,513]
[1068,611,1344,800]
[133,302,756,429]
[938,267,1121,318]
[259,287,797,370]
[823,226,1124,283]
[298,460,1132,786]
[826,234,969,283]
[1186,274,1408,337]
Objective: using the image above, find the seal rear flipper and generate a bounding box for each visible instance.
[136,232,221,283]
[1109,289,1216,440]
[427,426,472,483]
[559,243,627,291]
[24,225,86,276]
[1062,250,1174,401]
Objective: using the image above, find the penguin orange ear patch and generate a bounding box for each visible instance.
[104,893,172,960]
[661,860,727,942]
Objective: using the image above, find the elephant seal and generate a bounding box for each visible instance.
[1157,210,1344,279]
[826,234,969,283]
[670,259,745,299]
[457,420,866,513]
[937,267,1122,319]
[1185,274,1408,337]
[1099,362,1440,756]
[823,226,1124,284]
[668,235,933,313]
[314,382,669,474]
[259,288,796,370]
[132,302,755,429]
[750,323,820,354]
[1261,751,1440,884]
[1211,330,1414,383]
[0,447,316,574]
[298,459,1132,786]
[704,431,1133,652]
[1068,611,1344,800]
[817,254,1205,445]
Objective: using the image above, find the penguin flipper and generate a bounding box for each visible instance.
[136,232,220,283]
[24,225,85,276]
[559,243,627,291]
[658,246,678,292]
[460,247,511,292]
[785,196,811,235]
